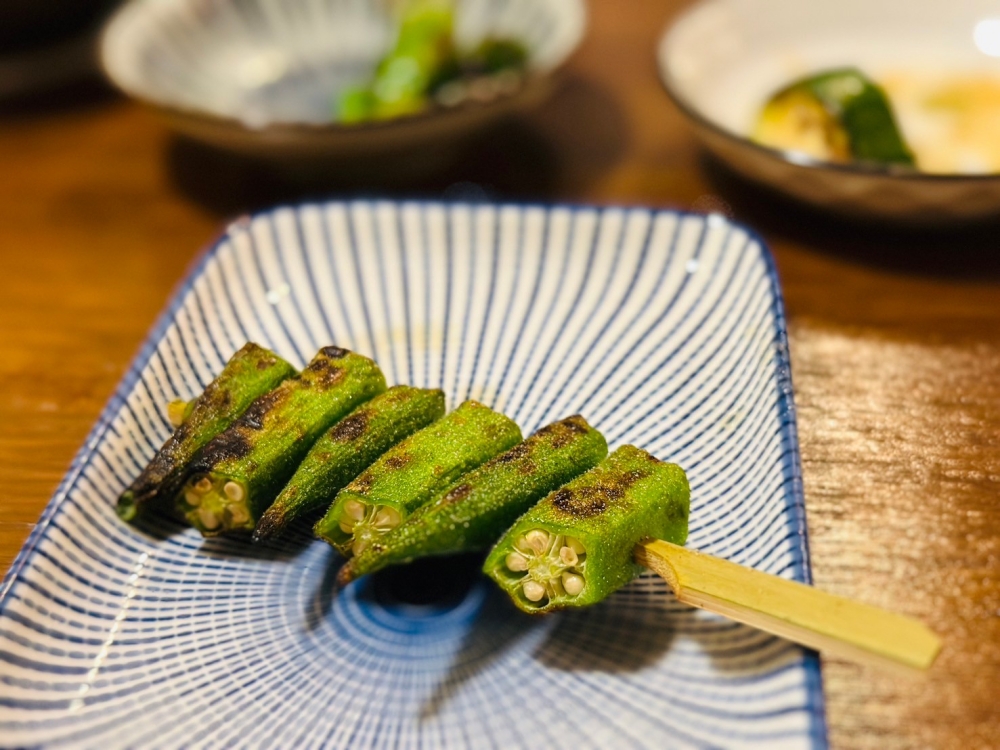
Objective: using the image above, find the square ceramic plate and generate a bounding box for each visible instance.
[0,201,826,749]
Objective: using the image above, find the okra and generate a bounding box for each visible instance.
[116,343,296,522]
[339,415,607,585]
[253,386,446,542]
[178,347,386,536]
[315,400,522,557]
[483,445,690,614]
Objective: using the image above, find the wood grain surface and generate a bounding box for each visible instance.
[2,1,999,747]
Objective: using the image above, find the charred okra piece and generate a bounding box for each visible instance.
[339,415,607,585]
[315,400,522,557]
[116,343,296,522]
[483,445,689,614]
[253,386,446,542]
[179,347,386,536]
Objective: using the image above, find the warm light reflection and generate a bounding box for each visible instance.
[973,18,1000,57]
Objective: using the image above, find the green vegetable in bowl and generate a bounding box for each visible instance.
[337,1,457,122]
[753,67,915,167]
[469,38,529,75]
[335,0,529,123]
[483,445,690,614]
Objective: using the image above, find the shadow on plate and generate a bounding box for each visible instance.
[535,599,678,674]
[537,578,805,679]
[302,555,799,719]
[417,578,547,721]
[416,576,681,719]
[190,516,317,561]
[365,551,488,608]
[165,73,629,216]
[701,155,1000,282]
[681,610,808,678]
[128,508,192,542]
[119,506,316,571]
[305,546,347,632]
[308,551,487,633]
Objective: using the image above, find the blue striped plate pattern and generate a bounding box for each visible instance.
[0,202,826,749]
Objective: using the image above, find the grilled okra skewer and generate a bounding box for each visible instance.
[253,386,446,542]
[315,400,522,557]
[179,347,386,536]
[483,445,690,614]
[339,415,607,585]
[116,343,296,522]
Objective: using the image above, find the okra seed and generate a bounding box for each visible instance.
[559,546,578,567]
[194,477,213,494]
[523,580,546,602]
[344,500,366,521]
[506,552,528,572]
[184,490,202,507]
[352,538,368,556]
[226,504,250,526]
[197,508,220,531]
[567,537,586,556]
[525,529,550,554]
[223,481,245,502]
[339,519,355,534]
[562,573,585,596]
[374,507,401,529]
[509,530,588,602]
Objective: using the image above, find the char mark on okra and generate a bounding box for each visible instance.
[252,386,446,542]
[179,347,387,537]
[328,411,370,442]
[115,342,295,523]
[483,445,690,614]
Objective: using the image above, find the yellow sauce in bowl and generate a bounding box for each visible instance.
[878,72,1000,174]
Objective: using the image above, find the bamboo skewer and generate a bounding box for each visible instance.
[635,539,941,671]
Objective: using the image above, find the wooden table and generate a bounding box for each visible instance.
[2,1,998,747]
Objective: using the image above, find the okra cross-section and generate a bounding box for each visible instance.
[116,342,296,522]
[315,400,522,558]
[178,347,386,536]
[483,445,690,614]
[339,415,608,585]
[253,386,446,542]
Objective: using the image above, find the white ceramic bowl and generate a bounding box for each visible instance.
[658,0,1000,223]
[101,0,585,159]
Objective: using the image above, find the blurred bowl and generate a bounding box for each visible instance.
[658,0,1000,223]
[100,0,585,160]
